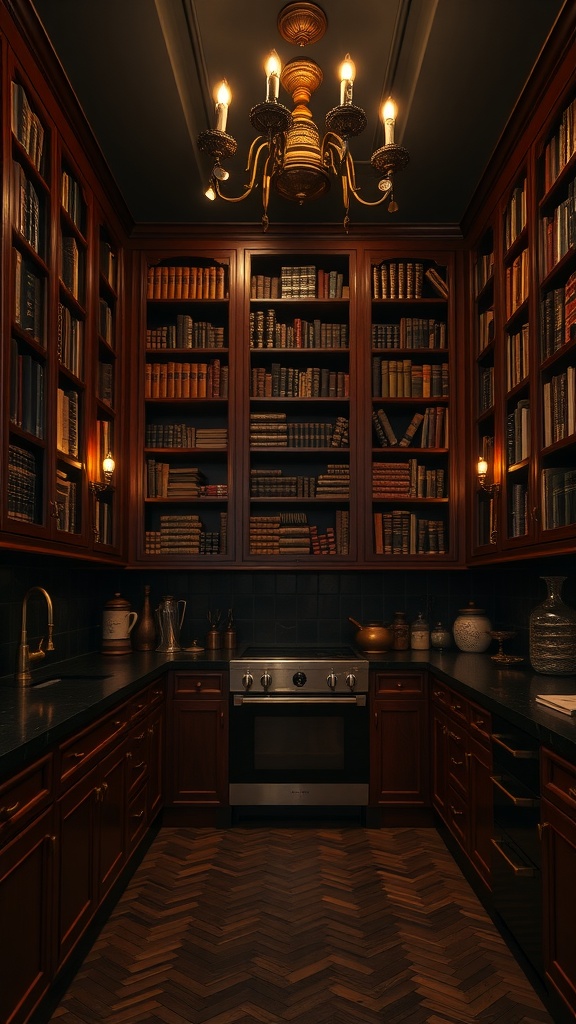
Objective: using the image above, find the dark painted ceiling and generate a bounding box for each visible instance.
[32,0,566,230]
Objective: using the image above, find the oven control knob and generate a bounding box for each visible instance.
[242,672,254,691]
[346,673,357,691]
[260,671,272,691]
[326,672,337,690]
[293,672,306,687]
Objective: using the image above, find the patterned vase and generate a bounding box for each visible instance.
[529,576,576,675]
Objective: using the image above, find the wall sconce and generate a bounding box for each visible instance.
[90,452,115,494]
[477,455,500,543]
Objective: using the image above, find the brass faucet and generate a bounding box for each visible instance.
[16,587,55,686]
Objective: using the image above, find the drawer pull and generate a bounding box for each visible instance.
[491,775,538,807]
[491,838,534,877]
[448,731,462,742]
[450,804,464,817]
[132,810,145,820]
[134,731,146,742]
[568,787,576,800]
[538,822,550,840]
[132,760,146,770]
[450,757,464,767]
[0,801,20,822]
[69,751,85,760]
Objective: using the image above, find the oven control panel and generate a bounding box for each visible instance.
[230,650,369,694]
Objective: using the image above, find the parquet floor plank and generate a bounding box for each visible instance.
[48,826,554,1024]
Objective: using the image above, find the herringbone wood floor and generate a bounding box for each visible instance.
[49,826,554,1024]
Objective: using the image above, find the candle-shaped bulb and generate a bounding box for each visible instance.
[265,50,281,102]
[339,54,355,105]
[382,97,397,145]
[214,80,231,132]
[102,452,115,480]
[477,456,488,481]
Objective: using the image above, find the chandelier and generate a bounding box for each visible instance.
[197,1,409,230]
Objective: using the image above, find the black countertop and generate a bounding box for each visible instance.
[1,648,575,781]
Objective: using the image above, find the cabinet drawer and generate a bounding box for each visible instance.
[447,728,467,793]
[0,754,53,842]
[127,678,166,720]
[126,724,149,793]
[127,784,148,849]
[373,673,426,697]
[541,747,576,813]
[58,705,129,788]
[173,672,226,696]
[430,679,452,711]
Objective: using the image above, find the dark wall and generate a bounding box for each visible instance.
[1,550,574,680]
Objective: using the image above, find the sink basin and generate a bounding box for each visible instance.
[31,674,112,687]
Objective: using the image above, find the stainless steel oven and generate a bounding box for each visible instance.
[229,645,369,807]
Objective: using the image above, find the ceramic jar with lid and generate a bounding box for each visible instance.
[392,611,410,650]
[430,622,452,650]
[410,612,430,650]
[453,602,492,652]
[102,593,138,654]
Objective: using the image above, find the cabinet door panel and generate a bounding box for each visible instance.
[542,799,576,1016]
[371,699,429,805]
[169,700,227,805]
[56,767,98,968]
[0,809,54,1024]
[97,744,126,901]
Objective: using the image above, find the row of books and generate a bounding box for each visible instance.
[479,365,494,413]
[372,406,448,449]
[540,271,576,361]
[506,399,531,467]
[475,249,494,296]
[100,239,117,290]
[372,461,445,499]
[509,481,528,539]
[11,82,45,173]
[250,464,350,498]
[477,307,494,353]
[13,160,42,255]
[249,511,349,555]
[97,361,114,406]
[543,94,576,193]
[7,444,37,523]
[144,512,228,554]
[9,343,44,439]
[55,469,78,533]
[56,387,79,458]
[250,266,347,299]
[145,359,227,399]
[146,461,208,498]
[250,310,348,350]
[505,248,529,318]
[61,235,83,301]
[61,170,85,232]
[371,317,447,350]
[58,303,84,378]
[373,512,446,555]
[250,365,349,399]
[147,263,227,301]
[99,298,113,345]
[372,262,449,300]
[541,466,576,530]
[506,323,529,390]
[542,366,576,447]
[146,318,225,350]
[540,177,576,276]
[145,423,227,449]
[504,180,527,252]
[250,413,349,448]
[372,358,449,399]
[14,250,44,342]
[94,495,113,546]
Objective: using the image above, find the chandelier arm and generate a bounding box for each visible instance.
[343,150,390,207]
[213,139,270,203]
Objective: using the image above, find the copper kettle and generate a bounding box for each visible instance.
[349,617,393,653]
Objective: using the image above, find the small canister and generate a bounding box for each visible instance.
[206,627,222,651]
[410,612,430,650]
[392,611,410,651]
[430,622,452,651]
[453,602,492,652]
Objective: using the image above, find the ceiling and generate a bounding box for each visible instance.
[31,0,566,231]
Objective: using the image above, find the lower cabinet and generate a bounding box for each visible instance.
[370,672,429,807]
[0,808,54,1024]
[166,672,228,807]
[430,677,492,887]
[541,747,576,1019]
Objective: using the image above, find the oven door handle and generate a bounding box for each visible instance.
[233,695,367,706]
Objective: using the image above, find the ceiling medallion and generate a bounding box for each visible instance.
[198,1,409,229]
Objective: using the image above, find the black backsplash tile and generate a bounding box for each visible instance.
[1,552,575,679]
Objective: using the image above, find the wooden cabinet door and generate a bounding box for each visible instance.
[541,798,576,1017]
[168,699,227,806]
[467,734,492,887]
[97,742,127,902]
[56,763,99,969]
[0,808,54,1024]
[370,699,429,805]
[147,703,164,821]
[430,703,449,819]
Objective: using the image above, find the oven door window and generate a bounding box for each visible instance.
[229,701,369,784]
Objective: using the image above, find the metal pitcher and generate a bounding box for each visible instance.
[155,595,186,653]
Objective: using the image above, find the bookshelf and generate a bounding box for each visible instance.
[245,252,353,561]
[367,254,455,560]
[134,251,235,562]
